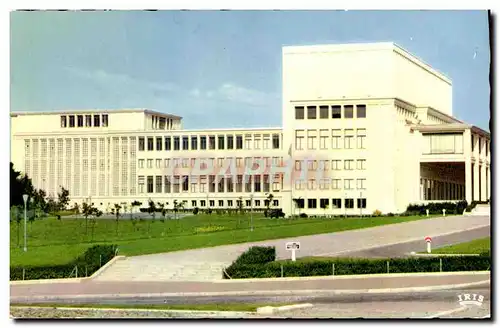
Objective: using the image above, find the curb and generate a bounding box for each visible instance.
[10,279,490,302]
[409,253,480,257]
[9,256,127,286]
[256,303,313,315]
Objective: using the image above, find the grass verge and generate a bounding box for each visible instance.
[431,237,490,255]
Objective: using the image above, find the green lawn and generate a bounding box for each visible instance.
[432,237,490,254]
[10,214,432,267]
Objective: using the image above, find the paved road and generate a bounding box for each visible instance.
[94,215,490,281]
[340,225,490,258]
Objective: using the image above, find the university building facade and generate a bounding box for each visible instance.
[10,42,490,216]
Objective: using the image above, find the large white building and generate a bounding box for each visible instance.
[10,42,490,215]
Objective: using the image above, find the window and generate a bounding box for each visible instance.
[344,160,354,170]
[226,200,233,207]
[319,179,330,190]
[332,160,342,170]
[156,159,162,168]
[146,137,153,151]
[201,200,206,207]
[320,130,329,149]
[357,105,366,118]
[307,106,317,119]
[308,178,316,190]
[307,130,317,150]
[156,137,163,151]
[200,136,207,150]
[164,159,170,168]
[210,200,215,207]
[295,130,305,150]
[345,198,355,209]
[295,160,302,171]
[254,175,261,192]
[344,129,354,149]
[85,115,92,127]
[218,135,225,150]
[207,136,214,150]
[357,178,366,190]
[138,176,145,193]
[254,134,261,150]
[244,134,252,149]
[471,135,475,152]
[102,114,108,127]
[69,115,75,127]
[332,198,342,209]
[200,176,207,193]
[344,105,354,119]
[192,200,197,207]
[332,179,341,190]
[173,137,180,150]
[272,134,280,149]
[254,200,260,207]
[319,106,329,119]
[236,135,243,149]
[273,200,279,207]
[320,198,329,209]
[295,106,305,119]
[156,176,162,193]
[295,198,305,209]
[308,160,317,171]
[332,129,342,149]
[357,198,367,209]
[307,198,317,209]
[182,136,189,150]
[60,116,67,128]
[182,175,189,192]
[263,134,270,149]
[227,135,234,149]
[295,179,304,190]
[190,176,197,193]
[191,136,198,150]
[77,115,84,127]
[139,137,145,151]
[147,176,154,193]
[138,159,144,168]
[424,133,464,154]
[357,129,366,149]
[332,105,341,119]
[320,160,329,171]
[357,159,366,170]
[344,179,354,190]
[147,159,153,168]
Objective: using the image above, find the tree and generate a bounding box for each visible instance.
[130,200,142,231]
[81,202,95,237]
[10,162,34,207]
[147,199,157,234]
[111,203,122,236]
[89,209,103,242]
[57,186,70,211]
[292,197,303,216]
[265,193,274,217]
[10,205,23,247]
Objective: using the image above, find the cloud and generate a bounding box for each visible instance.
[65,67,177,93]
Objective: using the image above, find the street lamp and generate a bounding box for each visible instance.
[22,194,28,252]
[250,194,254,232]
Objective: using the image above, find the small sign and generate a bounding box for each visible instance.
[286,242,300,250]
[425,236,432,243]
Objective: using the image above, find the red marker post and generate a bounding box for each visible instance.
[425,236,432,253]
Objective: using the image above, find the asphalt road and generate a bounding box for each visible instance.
[337,225,490,258]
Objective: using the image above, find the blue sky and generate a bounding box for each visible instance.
[10,10,490,130]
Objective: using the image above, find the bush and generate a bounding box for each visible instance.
[406,201,468,215]
[465,200,489,212]
[193,207,199,215]
[268,209,285,219]
[373,210,382,217]
[299,213,308,218]
[233,246,276,266]
[10,244,117,281]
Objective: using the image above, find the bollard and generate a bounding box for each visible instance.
[332,263,335,276]
[440,258,443,272]
[281,264,284,278]
[387,261,390,274]
[76,266,78,278]
[426,209,429,217]
[22,268,25,281]
[442,209,446,217]
[85,266,88,277]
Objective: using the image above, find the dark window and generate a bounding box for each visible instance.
[182,136,189,150]
[200,136,207,150]
[307,106,317,119]
[147,176,154,193]
[320,198,329,209]
[209,200,215,207]
[182,175,189,191]
[332,106,341,119]
[209,175,215,192]
[61,116,67,128]
[255,200,261,207]
[479,138,482,154]
[200,200,206,207]
[218,135,225,150]
[471,135,474,152]
[209,136,216,150]
[218,177,224,193]
[77,115,84,127]
[138,137,145,151]
[93,115,100,127]
[332,198,342,209]
[357,105,366,118]
[156,137,163,151]
[165,137,171,151]
[344,105,354,119]
[156,176,162,193]
[85,115,92,127]
[345,198,354,208]
[147,137,154,151]
[307,198,317,209]
[254,176,261,192]
[272,134,280,149]
[319,106,329,119]
[102,114,108,127]
[173,137,180,150]
[218,200,224,207]
[192,200,197,207]
[191,136,198,150]
[295,106,305,119]
[228,200,233,207]
[227,136,234,149]
[164,176,171,193]
[246,200,251,207]
[273,199,279,207]
[295,198,305,209]
[236,135,243,149]
[357,198,367,209]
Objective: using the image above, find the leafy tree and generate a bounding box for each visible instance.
[10,162,34,207]
[111,204,122,236]
[147,199,157,234]
[130,201,142,231]
[292,197,303,216]
[57,186,70,211]
[89,209,103,242]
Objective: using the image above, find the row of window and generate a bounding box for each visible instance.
[295,129,366,150]
[295,198,367,209]
[471,134,490,157]
[189,199,280,208]
[295,104,367,120]
[295,178,366,190]
[61,114,109,128]
[138,134,281,152]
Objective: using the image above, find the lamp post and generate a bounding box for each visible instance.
[22,194,28,252]
[250,194,254,232]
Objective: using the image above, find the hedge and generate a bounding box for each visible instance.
[406,201,468,215]
[10,244,117,281]
[222,246,490,279]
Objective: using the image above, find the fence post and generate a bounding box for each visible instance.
[75,266,78,278]
[281,264,284,278]
[387,261,390,274]
[332,263,335,276]
[440,258,443,272]
[22,268,25,281]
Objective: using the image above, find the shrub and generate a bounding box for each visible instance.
[373,210,382,217]
[193,207,199,215]
[10,244,117,281]
[233,246,276,266]
[299,213,308,218]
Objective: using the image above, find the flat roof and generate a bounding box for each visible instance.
[10,108,183,119]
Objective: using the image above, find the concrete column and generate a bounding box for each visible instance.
[473,161,480,202]
[480,164,487,201]
[465,160,472,204]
